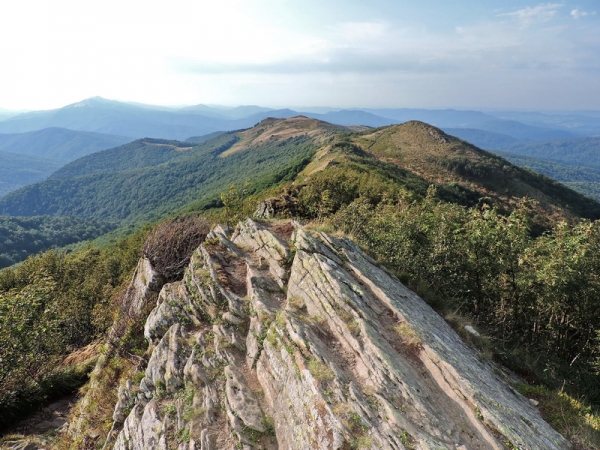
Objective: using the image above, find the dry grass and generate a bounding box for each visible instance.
[62,342,103,366]
[142,216,209,281]
[392,323,421,348]
[333,403,353,416]
[287,295,305,310]
[514,383,600,449]
[221,116,343,157]
[307,358,335,382]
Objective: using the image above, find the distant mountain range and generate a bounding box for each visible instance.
[0,127,132,196]
[1,97,597,142]
[0,127,132,162]
[1,97,600,202]
[1,117,598,232]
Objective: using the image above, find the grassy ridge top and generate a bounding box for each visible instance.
[0,123,320,227]
[0,117,598,236]
[349,121,600,224]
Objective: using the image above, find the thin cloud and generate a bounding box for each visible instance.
[172,50,459,76]
[499,3,563,26]
[331,21,389,42]
[172,9,600,79]
[571,9,597,19]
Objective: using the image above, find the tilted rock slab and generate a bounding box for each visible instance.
[106,219,569,449]
[69,257,165,443]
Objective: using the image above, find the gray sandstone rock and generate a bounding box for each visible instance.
[84,219,569,450]
[224,365,265,432]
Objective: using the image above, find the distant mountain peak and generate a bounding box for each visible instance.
[66,96,113,108]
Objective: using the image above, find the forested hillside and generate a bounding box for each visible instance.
[500,136,600,167]
[0,128,132,197]
[49,138,196,179]
[441,131,600,203]
[0,152,61,198]
[0,123,322,226]
[0,216,115,268]
[0,128,131,163]
[351,121,600,224]
[2,117,600,448]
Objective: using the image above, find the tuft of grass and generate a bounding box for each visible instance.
[307,358,335,382]
[275,310,287,328]
[333,402,353,416]
[263,415,276,436]
[348,320,361,335]
[309,315,327,327]
[392,322,421,348]
[514,382,600,449]
[350,435,373,449]
[399,430,416,450]
[287,295,305,310]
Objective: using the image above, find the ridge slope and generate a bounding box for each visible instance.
[74,219,568,449]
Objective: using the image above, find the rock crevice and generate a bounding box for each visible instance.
[98,219,569,450]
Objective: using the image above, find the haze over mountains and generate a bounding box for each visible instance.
[0,127,132,196]
[1,96,597,141]
[1,96,600,203]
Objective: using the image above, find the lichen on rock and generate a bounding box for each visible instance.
[88,219,569,450]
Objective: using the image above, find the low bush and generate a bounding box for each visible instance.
[142,216,209,281]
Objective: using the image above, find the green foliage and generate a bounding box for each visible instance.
[307,358,335,382]
[439,150,600,220]
[490,137,600,203]
[497,151,600,184]
[0,228,146,430]
[399,430,416,450]
[493,150,600,203]
[220,183,250,225]
[0,215,116,269]
[514,383,600,448]
[297,157,427,220]
[50,138,192,180]
[500,136,600,169]
[322,192,600,403]
[0,151,61,198]
[0,134,316,228]
[565,182,600,202]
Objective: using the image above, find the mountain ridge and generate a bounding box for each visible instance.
[1,118,598,230]
[2,117,600,448]
[0,127,132,162]
[3,97,597,143]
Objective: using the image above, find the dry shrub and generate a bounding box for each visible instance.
[393,323,421,349]
[142,216,209,281]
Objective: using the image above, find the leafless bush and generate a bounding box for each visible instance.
[142,216,209,281]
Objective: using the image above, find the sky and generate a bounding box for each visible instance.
[0,0,599,111]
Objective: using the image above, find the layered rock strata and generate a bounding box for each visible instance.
[101,219,568,449]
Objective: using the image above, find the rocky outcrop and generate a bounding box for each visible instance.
[101,219,569,449]
[68,257,165,444]
[254,190,299,219]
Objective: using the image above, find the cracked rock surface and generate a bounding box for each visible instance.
[99,219,568,449]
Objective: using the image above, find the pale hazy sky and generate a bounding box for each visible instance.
[1,0,599,110]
